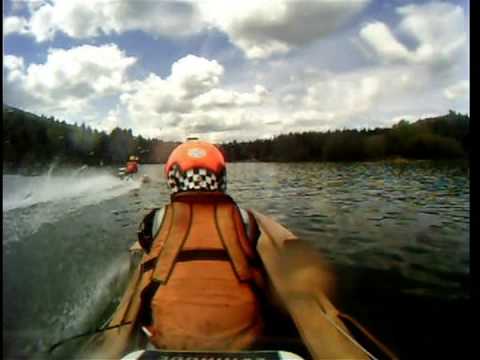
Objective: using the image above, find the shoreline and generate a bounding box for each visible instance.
[3,158,469,176]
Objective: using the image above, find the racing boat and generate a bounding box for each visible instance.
[70,210,397,360]
[117,168,150,184]
[117,167,130,179]
[118,156,142,180]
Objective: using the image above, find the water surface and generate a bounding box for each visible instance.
[3,161,470,359]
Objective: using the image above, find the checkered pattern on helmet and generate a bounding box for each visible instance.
[167,165,227,194]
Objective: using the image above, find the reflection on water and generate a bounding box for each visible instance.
[3,161,469,359]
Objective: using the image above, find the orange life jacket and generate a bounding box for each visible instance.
[138,192,264,351]
[126,161,138,174]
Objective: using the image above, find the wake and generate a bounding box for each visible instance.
[3,166,141,243]
[3,167,139,212]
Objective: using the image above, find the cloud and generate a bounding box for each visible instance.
[397,2,467,68]
[28,2,56,41]
[181,111,253,134]
[199,0,370,59]
[274,60,454,131]
[9,0,205,42]
[169,55,224,98]
[359,2,467,70]
[10,0,47,13]
[351,2,468,125]
[193,85,267,108]
[101,109,122,133]
[7,0,369,59]
[4,16,30,36]
[119,54,269,139]
[3,1,468,141]
[119,54,225,118]
[360,21,411,62]
[444,80,469,100]
[4,55,25,80]
[288,110,335,129]
[303,74,380,119]
[389,113,442,125]
[4,44,136,114]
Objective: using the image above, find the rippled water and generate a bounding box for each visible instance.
[3,161,470,359]
[228,162,469,297]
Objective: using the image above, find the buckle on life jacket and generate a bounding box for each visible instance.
[137,208,159,253]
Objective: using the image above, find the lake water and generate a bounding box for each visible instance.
[3,161,470,359]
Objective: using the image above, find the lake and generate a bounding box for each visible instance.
[3,161,470,359]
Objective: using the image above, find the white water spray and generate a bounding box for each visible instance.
[3,167,142,242]
[3,168,139,212]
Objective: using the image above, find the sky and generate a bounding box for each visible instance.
[3,0,470,142]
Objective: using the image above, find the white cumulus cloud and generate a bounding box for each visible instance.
[4,16,30,35]
[193,85,267,108]
[303,75,380,118]
[8,0,205,42]
[119,54,269,139]
[359,2,467,70]
[6,0,370,59]
[274,62,449,131]
[3,1,469,140]
[360,21,411,62]
[4,55,25,80]
[199,0,370,59]
[4,44,136,114]
[169,55,224,99]
[444,80,469,100]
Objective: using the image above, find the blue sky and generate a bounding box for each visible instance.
[4,0,469,142]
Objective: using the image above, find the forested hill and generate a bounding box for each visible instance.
[222,111,469,162]
[3,105,179,171]
[3,105,469,171]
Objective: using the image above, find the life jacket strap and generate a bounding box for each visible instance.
[216,203,252,282]
[139,280,161,326]
[153,202,192,283]
[171,191,235,204]
[138,192,257,284]
[176,249,230,262]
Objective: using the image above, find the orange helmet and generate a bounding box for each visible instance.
[165,140,225,175]
[165,140,227,193]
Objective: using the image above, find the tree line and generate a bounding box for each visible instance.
[3,105,469,172]
[3,105,178,172]
[221,110,469,162]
